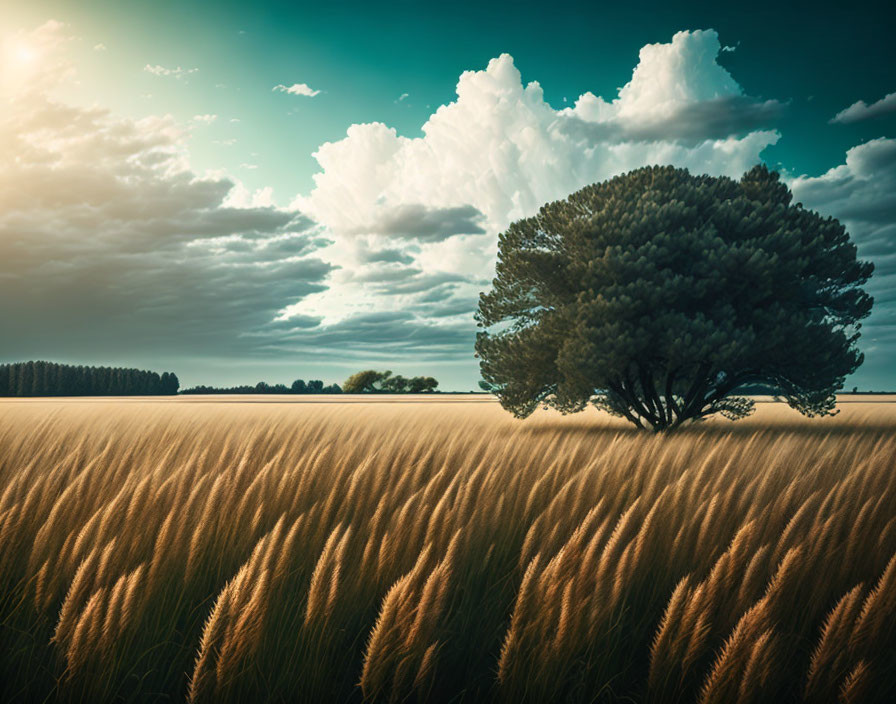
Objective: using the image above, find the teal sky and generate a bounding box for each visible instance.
[1,0,895,390]
[9,0,895,194]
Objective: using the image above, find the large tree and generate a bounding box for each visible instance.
[475,165,874,431]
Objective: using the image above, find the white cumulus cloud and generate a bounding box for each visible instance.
[273,82,320,97]
[300,32,778,244]
[144,64,199,79]
[562,30,783,143]
[288,30,780,332]
[283,30,782,348]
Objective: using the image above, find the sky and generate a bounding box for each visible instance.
[1,0,894,391]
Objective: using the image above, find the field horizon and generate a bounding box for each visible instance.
[3,393,895,404]
[1,398,894,702]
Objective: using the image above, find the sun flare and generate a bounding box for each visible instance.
[4,38,36,66]
[15,45,35,63]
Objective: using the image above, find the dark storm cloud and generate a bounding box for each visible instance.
[0,95,334,362]
[257,311,477,362]
[369,271,473,296]
[426,299,480,318]
[0,240,334,359]
[199,232,332,262]
[416,285,460,304]
[790,137,896,385]
[354,203,487,241]
[560,95,784,145]
[0,88,486,371]
[357,247,416,265]
[256,314,323,332]
[354,266,424,284]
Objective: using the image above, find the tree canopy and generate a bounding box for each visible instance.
[476,165,874,431]
[342,370,439,394]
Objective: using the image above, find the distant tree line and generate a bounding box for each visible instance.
[0,361,179,396]
[182,371,440,395]
[342,370,439,393]
[180,379,342,395]
[0,363,441,397]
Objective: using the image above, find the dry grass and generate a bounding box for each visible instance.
[0,398,894,703]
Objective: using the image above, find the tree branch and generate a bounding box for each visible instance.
[665,367,680,425]
[623,367,659,427]
[639,362,668,429]
[607,380,645,429]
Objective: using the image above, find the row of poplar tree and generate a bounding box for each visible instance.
[0,361,180,396]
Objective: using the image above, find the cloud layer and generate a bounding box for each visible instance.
[830,92,896,124]
[1,23,331,365]
[302,30,781,247]
[144,64,199,79]
[273,83,320,97]
[7,23,893,389]
[789,138,896,385]
[289,29,781,361]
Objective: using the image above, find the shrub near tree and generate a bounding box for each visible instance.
[476,165,874,431]
[343,370,439,393]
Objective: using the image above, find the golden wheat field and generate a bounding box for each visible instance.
[1,397,895,703]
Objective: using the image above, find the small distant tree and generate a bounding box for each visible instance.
[18,362,33,396]
[306,380,324,393]
[381,375,410,393]
[160,372,180,395]
[343,370,391,393]
[407,376,439,393]
[291,379,308,394]
[476,165,874,431]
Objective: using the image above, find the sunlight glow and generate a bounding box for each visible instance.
[4,38,37,66]
[14,44,35,64]
[1,36,43,97]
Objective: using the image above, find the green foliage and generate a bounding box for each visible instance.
[180,379,341,394]
[407,376,439,393]
[343,370,439,393]
[380,373,408,393]
[0,361,178,396]
[476,165,874,431]
[343,370,392,393]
